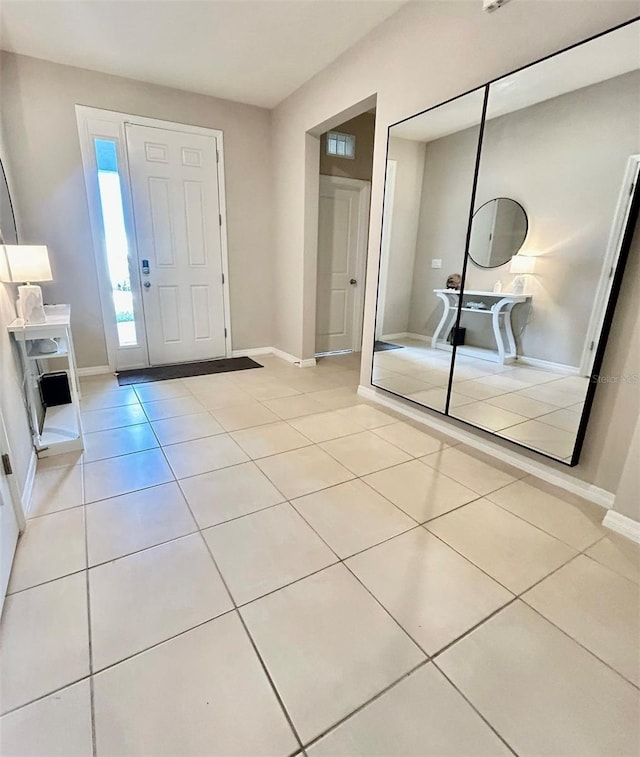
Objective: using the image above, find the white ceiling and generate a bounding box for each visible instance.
[0,0,405,108]
[392,20,640,141]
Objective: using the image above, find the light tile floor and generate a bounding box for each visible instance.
[1,352,639,756]
[373,339,590,460]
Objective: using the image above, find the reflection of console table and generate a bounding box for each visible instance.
[432,289,531,364]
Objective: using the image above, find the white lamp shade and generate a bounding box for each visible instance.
[510,255,536,275]
[2,245,53,283]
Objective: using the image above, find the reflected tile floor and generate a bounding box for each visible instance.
[1,353,638,756]
[372,339,589,458]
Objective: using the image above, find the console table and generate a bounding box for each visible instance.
[8,305,84,457]
[431,289,531,364]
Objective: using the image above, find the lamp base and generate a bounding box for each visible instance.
[512,276,526,295]
[17,284,46,324]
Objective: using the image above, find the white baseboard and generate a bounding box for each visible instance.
[358,384,615,509]
[77,365,112,377]
[602,510,640,544]
[381,332,409,341]
[271,348,316,368]
[231,347,272,358]
[516,356,579,375]
[232,347,316,368]
[381,332,430,343]
[21,449,37,519]
[80,350,318,375]
[378,337,580,374]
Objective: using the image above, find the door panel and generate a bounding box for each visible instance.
[126,124,226,365]
[316,181,363,353]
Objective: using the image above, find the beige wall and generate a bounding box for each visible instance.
[270,0,640,496]
[407,72,640,367]
[319,112,375,182]
[0,52,275,368]
[612,414,640,522]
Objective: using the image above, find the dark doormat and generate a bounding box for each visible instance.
[117,356,263,385]
[374,341,404,352]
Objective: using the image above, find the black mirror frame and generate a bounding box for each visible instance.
[370,16,640,468]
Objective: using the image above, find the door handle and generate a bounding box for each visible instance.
[349,278,357,285]
[143,281,151,289]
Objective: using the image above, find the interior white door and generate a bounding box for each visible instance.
[0,479,19,614]
[316,177,368,353]
[0,420,21,615]
[126,124,226,365]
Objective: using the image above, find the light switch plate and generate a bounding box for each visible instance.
[432,259,442,269]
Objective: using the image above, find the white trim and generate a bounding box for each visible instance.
[0,408,27,614]
[381,332,429,342]
[77,365,113,377]
[272,347,317,367]
[579,154,640,376]
[75,105,233,369]
[376,160,397,341]
[231,347,272,359]
[232,346,317,368]
[512,355,578,375]
[602,510,640,544]
[317,175,370,353]
[79,348,320,372]
[0,412,27,529]
[21,450,37,519]
[76,107,153,370]
[358,384,615,509]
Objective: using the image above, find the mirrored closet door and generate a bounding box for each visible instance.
[372,18,640,465]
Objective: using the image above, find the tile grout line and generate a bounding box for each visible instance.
[0,609,237,719]
[22,496,624,723]
[78,461,98,757]
[190,521,306,751]
[12,365,637,746]
[431,660,519,756]
[148,409,439,748]
[299,659,430,752]
[147,413,306,751]
[279,494,436,664]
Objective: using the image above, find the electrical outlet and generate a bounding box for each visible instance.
[432,259,442,269]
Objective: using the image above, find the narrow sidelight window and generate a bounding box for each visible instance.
[93,138,137,347]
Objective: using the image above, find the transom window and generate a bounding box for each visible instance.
[326,131,356,159]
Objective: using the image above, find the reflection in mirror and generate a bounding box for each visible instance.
[449,21,640,461]
[0,158,18,245]
[468,198,527,268]
[373,88,485,413]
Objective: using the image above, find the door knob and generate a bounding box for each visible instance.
[143,281,151,289]
[349,278,357,285]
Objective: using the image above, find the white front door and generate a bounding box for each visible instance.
[126,124,227,365]
[316,176,369,354]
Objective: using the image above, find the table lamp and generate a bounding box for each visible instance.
[510,254,536,294]
[1,245,53,323]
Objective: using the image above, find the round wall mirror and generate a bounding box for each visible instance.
[468,197,527,268]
